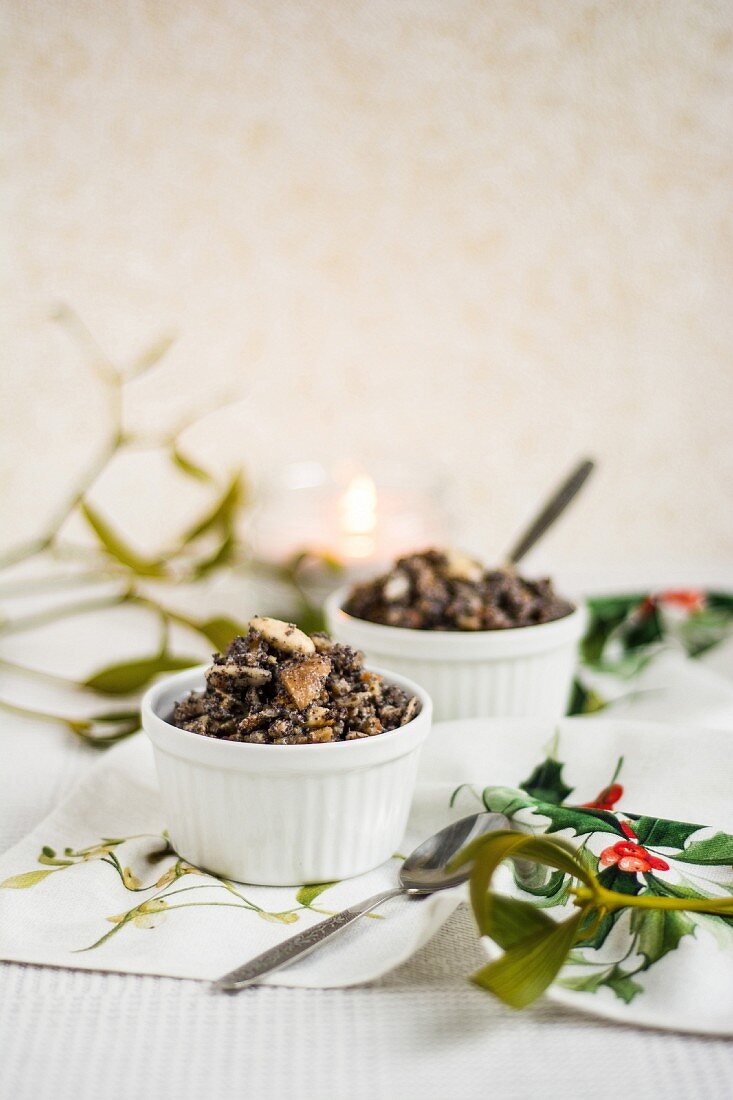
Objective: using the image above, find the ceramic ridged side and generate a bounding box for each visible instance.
[143,665,432,887]
[355,649,576,721]
[325,591,586,722]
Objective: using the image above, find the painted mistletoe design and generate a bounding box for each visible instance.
[0,833,347,950]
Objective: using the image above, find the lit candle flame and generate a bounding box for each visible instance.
[338,475,378,559]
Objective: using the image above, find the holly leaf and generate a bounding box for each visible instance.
[81,502,165,577]
[675,832,733,866]
[581,595,646,664]
[645,870,733,930]
[567,679,606,715]
[597,864,644,896]
[296,882,337,908]
[520,758,573,805]
[84,655,199,695]
[512,865,567,903]
[577,908,621,950]
[558,969,608,993]
[675,607,733,657]
[480,787,623,837]
[602,965,644,1004]
[709,591,733,612]
[630,906,695,970]
[629,816,704,851]
[586,594,648,619]
[531,801,623,838]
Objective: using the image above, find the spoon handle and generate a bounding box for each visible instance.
[212,886,405,992]
[505,457,596,566]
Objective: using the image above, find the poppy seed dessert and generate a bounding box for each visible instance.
[171,616,420,745]
[343,549,574,631]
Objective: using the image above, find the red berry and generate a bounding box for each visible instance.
[659,589,705,611]
[614,841,643,858]
[618,856,650,873]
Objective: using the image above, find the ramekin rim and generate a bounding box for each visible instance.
[141,662,433,758]
[325,585,587,641]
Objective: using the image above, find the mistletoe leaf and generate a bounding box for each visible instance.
[81,502,164,577]
[1,868,59,889]
[182,472,243,545]
[296,882,338,908]
[84,655,199,695]
[127,334,175,379]
[191,533,236,579]
[171,447,213,483]
[478,893,555,949]
[471,910,584,1009]
[196,616,247,652]
[259,911,299,925]
[460,828,733,1011]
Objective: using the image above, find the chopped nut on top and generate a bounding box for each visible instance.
[279,654,332,710]
[171,617,420,745]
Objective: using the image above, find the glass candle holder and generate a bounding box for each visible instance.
[252,461,448,584]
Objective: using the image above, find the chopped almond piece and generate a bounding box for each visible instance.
[310,725,334,743]
[279,655,332,710]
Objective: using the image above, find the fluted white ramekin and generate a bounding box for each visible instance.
[325,587,586,723]
[141,665,432,886]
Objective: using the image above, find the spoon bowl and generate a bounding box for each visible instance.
[399,812,510,894]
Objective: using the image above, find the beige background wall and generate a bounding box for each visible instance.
[3,1,733,584]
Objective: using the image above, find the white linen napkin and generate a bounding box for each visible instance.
[1,714,732,1036]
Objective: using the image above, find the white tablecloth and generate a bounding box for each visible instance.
[2,701,732,1100]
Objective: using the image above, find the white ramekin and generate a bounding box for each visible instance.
[141,665,432,886]
[325,587,587,723]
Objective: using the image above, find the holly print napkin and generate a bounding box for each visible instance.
[571,588,733,727]
[452,753,733,1019]
[1,715,732,1033]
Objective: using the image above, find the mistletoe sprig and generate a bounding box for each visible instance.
[452,830,733,1009]
[0,308,327,745]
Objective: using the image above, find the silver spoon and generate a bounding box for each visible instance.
[505,457,596,566]
[212,811,510,992]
